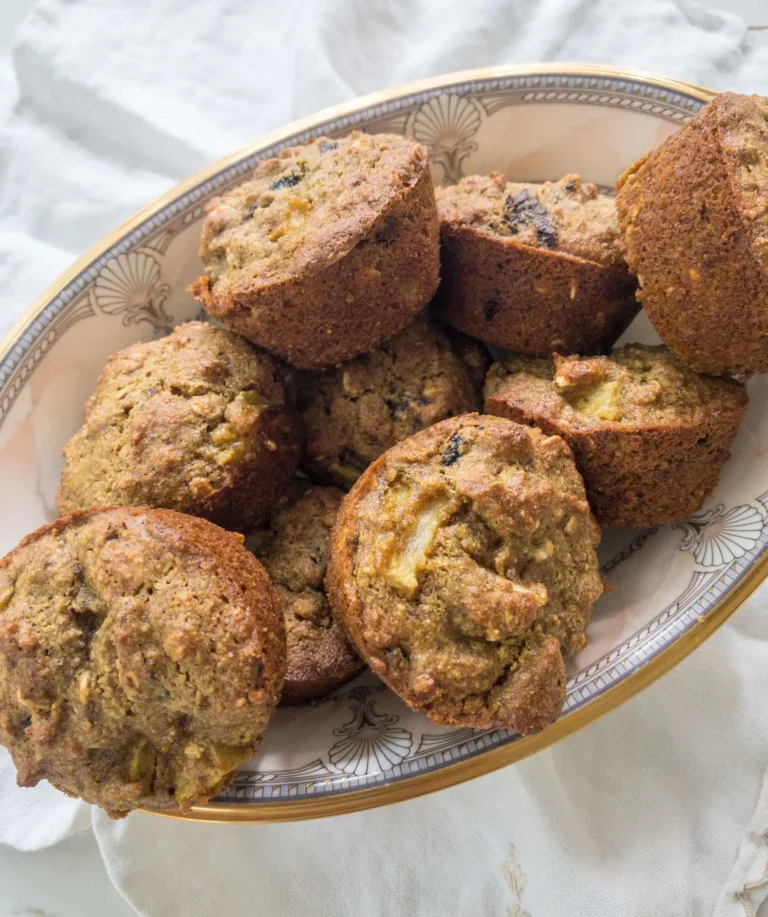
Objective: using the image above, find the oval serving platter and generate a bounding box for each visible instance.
[2,64,767,824]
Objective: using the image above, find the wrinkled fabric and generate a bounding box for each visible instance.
[1,1,768,915]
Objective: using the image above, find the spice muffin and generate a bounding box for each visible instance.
[191,132,440,369]
[297,316,485,489]
[0,507,286,818]
[57,322,301,532]
[616,94,768,376]
[434,173,638,354]
[484,344,748,527]
[327,414,602,734]
[247,483,362,703]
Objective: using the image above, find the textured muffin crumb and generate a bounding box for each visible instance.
[434,173,637,355]
[486,346,747,427]
[247,483,362,703]
[57,322,301,532]
[201,134,428,282]
[0,508,286,817]
[297,316,485,488]
[192,132,440,369]
[327,414,602,734]
[616,92,768,376]
[436,173,624,266]
[485,345,748,526]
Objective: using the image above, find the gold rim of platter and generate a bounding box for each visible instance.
[1,64,730,824]
[0,63,716,366]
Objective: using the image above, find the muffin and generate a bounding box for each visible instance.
[247,483,363,703]
[0,507,286,818]
[484,344,748,527]
[434,173,638,354]
[191,132,440,369]
[57,322,302,532]
[616,93,768,376]
[326,414,602,734]
[297,316,485,489]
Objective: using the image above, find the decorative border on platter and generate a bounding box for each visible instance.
[0,72,706,425]
[216,496,768,802]
[3,68,751,813]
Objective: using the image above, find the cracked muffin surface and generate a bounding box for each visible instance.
[57,321,301,532]
[326,414,602,734]
[484,344,748,526]
[436,173,624,265]
[0,507,286,817]
[191,132,440,368]
[434,173,637,355]
[297,316,485,489]
[247,483,362,703]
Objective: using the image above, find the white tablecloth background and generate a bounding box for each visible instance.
[2,1,768,914]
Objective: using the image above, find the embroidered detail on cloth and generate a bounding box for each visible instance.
[503,845,531,917]
[715,769,768,917]
[736,834,768,917]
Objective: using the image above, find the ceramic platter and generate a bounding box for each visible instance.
[2,64,766,824]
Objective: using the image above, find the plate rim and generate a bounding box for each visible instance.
[161,554,766,823]
[0,62,715,368]
[4,63,750,826]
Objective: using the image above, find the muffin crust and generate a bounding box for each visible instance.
[192,132,440,368]
[0,508,286,817]
[616,93,768,375]
[297,316,484,488]
[434,173,638,354]
[247,484,362,703]
[57,322,301,532]
[327,414,602,734]
[485,345,748,526]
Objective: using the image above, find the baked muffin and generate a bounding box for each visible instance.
[247,483,362,703]
[0,507,286,818]
[191,132,440,369]
[296,316,485,489]
[616,93,768,376]
[484,344,748,527]
[434,173,638,354]
[327,414,602,734]
[57,322,301,532]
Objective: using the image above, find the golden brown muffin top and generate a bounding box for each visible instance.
[436,173,622,267]
[297,316,484,489]
[327,414,602,734]
[57,321,300,530]
[618,93,768,275]
[484,344,748,430]
[200,132,429,286]
[711,93,768,271]
[246,483,361,703]
[0,508,285,817]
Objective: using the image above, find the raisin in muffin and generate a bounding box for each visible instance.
[247,483,362,703]
[616,93,768,375]
[484,345,748,527]
[297,316,485,489]
[57,322,301,532]
[0,508,286,818]
[434,173,638,354]
[191,132,440,369]
[327,414,602,734]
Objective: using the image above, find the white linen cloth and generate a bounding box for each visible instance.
[1,1,768,914]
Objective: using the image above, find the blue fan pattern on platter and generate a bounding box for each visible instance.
[2,68,763,813]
